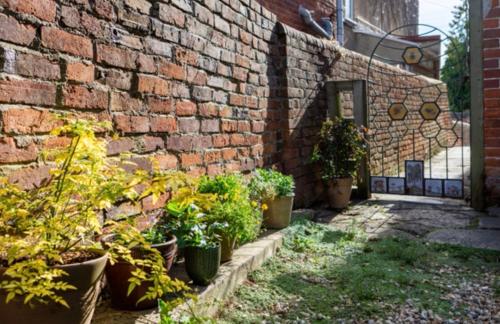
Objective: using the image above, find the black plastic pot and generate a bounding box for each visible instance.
[104,234,177,311]
[0,252,108,324]
[184,244,221,286]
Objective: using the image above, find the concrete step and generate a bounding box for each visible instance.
[479,217,500,230]
[425,229,500,251]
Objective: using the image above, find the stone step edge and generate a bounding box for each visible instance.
[92,230,285,323]
[172,230,285,319]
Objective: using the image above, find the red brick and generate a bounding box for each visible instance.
[212,134,230,147]
[11,52,60,80]
[230,133,246,146]
[107,137,135,155]
[154,153,178,169]
[222,148,237,160]
[136,74,171,95]
[0,79,56,106]
[186,67,207,85]
[148,97,174,113]
[237,120,251,132]
[142,136,164,152]
[96,44,138,70]
[141,192,169,212]
[61,5,80,28]
[136,53,156,73]
[63,85,109,110]
[229,93,245,106]
[110,92,143,112]
[114,115,150,133]
[207,164,223,175]
[0,137,37,163]
[93,0,115,20]
[221,119,238,132]
[0,13,36,45]
[65,61,95,83]
[2,108,59,134]
[232,67,248,82]
[0,0,56,22]
[204,150,221,163]
[485,59,499,69]
[159,61,186,80]
[41,27,93,58]
[7,165,52,190]
[201,119,220,133]
[43,136,72,150]
[150,116,177,133]
[157,3,185,27]
[252,121,265,133]
[484,18,500,29]
[178,118,200,133]
[180,152,202,168]
[174,47,198,65]
[176,100,197,116]
[199,103,219,117]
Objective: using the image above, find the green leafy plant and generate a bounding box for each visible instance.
[249,169,295,201]
[0,118,187,307]
[184,222,226,248]
[198,174,262,245]
[311,117,367,180]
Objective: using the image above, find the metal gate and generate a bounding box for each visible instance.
[366,24,468,199]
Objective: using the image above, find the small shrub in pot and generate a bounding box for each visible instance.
[198,174,262,262]
[250,169,295,229]
[311,117,367,209]
[0,119,186,323]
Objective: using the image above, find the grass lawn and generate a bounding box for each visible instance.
[215,218,500,323]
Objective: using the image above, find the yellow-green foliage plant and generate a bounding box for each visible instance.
[0,118,188,307]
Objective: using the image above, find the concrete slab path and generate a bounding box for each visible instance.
[310,194,500,251]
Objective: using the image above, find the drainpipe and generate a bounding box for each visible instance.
[337,0,344,45]
[298,5,334,39]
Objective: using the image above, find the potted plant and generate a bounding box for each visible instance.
[198,174,262,262]
[0,119,186,323]
[311,117,367,209]
[103,220,181,310]
[183,221,226,286]
[250,169,295,229]
[163,178,216,261]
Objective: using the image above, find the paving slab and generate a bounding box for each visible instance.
[487,207,500,217]
[425,229,500,251]
[479,217,500,229]
[92,230,284,323]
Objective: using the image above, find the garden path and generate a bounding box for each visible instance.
[310,193,500,250]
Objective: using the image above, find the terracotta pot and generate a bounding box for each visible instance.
[105,235,177,310]
[220,234,237,263]
[184,245,221,286]
[263,195,294,229]
[326,177,353,209]
[0,252,107,324]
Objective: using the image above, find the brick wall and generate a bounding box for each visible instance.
[276,25,451,205]
[0,0,449,208]
[483,0,500,203]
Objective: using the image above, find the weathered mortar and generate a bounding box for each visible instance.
[0,0,449,208]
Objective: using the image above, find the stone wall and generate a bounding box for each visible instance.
[483,0,500,203]
[0,0,450,208]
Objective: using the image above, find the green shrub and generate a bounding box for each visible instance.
[199,174,262,244]
[312,117,367,180]
[249,169,295,201]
